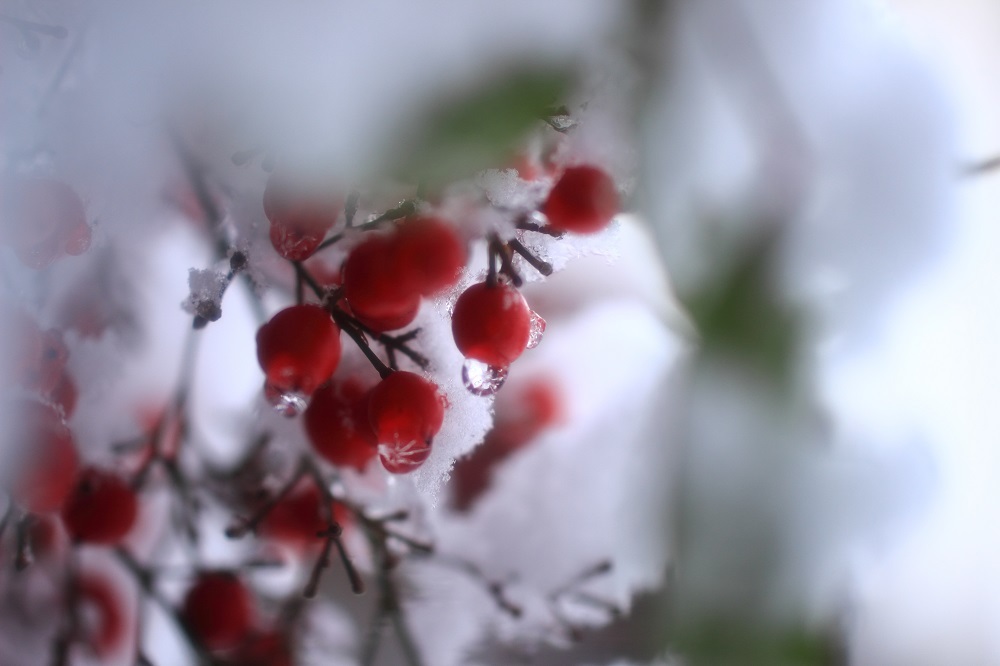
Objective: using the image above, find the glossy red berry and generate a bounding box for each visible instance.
[256,305,342,396]
[61,468,138,545]
[341,234,420,333]
[76,573,127,656]
[394,217,466,295]
[8,399,79,513]
[2,178,91,269]
[368,371,445,474]
[182,572,254,651]
[542,165,619,234]
[263,175,339,261]
[303,379,377,471]
[451,282,531,367]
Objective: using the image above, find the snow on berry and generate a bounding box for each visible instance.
[263,174,341,261]
[5,398,80,514]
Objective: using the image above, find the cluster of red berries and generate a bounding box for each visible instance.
[9,401,138,544]
[257,303,447,474]
[1,177,91,269]
[0,150,620,662]
[254,163,618,475]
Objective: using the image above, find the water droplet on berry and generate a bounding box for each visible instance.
[264,382,307,418]
[526,311,546,350]
[461,359,508,396]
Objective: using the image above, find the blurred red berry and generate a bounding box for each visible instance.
[451,282,531,367]
[61,468,138,545]
[304,379,377,471]
[260,483,352,551]
[542,165,618,234]
[368,371,445,474]
[2,177,91,269]
[451,376,563,510]
[256,304,342,396]
[76,573,127,656]
[263,175,339,261]
[182,572,254,651]
[341,234,420,333]
[8,399,79,513]
[394,217,466,295]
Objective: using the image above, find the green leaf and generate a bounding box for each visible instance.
[395,67,574,188]
[684,232,802,386]
[674,621,841,666]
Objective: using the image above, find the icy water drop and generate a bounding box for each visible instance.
[462,359,508,396]
[526,311,546,350]
[264,382,307,417]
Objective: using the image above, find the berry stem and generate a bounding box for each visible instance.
[50,548,79,666]
[170,129,267,325]
[14,514,32,571]
[516,218,564,238]
[495,242,523,287]
[302,457,364,595]
[486,238,500,288]
[345,190,360,226]
[421,554,522,618]
[293,261,421,377]
[508,238,553,276]
[353,322,429,371]
[225,459,308,538]
[0,501,12,543]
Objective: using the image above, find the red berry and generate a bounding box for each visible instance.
[76,573,127,656]
[304,379,377,471]
[368,371,445,474]
[263,175,339,261]
[7,399,79,513]
[450,376,563,510]
[394,217,466,295]
[542,165,618,234]
[61,468,138,545]
[256,305,342,396]
[451,282,531,367]
[2,178,91,269]
[342,234,420,333]
[379,439,432,474]
[182,572,254,651]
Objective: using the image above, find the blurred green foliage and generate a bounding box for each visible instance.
[395,67,572,188]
